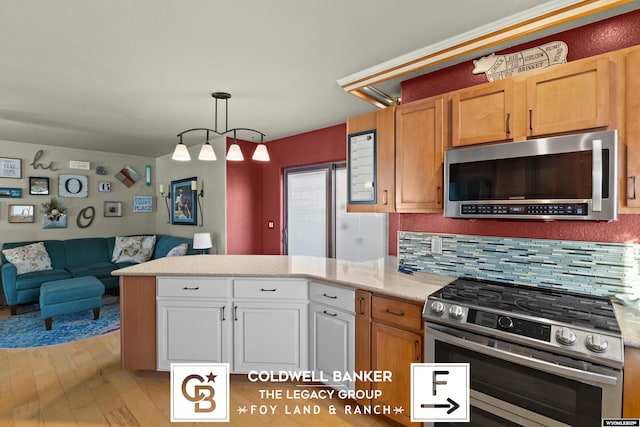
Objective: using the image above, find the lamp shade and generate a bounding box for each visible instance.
[226,143,244,161]
[252,144,270,162]
[198,142,217,161]
[172,142,191,161]
[193,232,213,253]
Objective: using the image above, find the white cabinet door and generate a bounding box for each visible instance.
[157,300,231,371]
[310,303,355,391]
[233,302,309,373]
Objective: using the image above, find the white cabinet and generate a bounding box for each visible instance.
[156,277,232,371]
[309,281,355,390]
[232,278,309,373]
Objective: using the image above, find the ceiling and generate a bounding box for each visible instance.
[1,1,638,158]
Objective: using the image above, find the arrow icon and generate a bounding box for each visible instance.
[420,398,460,414]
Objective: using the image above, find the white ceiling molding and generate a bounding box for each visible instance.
[338,0,635,102]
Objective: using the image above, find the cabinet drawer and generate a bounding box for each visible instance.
[309,281,355,313]
[157,277,230,298]
[371,295,423,332]
[233,278,308,300]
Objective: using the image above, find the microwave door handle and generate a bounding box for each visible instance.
[592,139,603,212]
[426,326,618,386]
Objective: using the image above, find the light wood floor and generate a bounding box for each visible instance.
[0,306,400,427]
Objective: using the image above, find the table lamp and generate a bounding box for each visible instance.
[193,232,213,254]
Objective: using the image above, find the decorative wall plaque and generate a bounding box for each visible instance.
[59,174,89,197]
[472,41,568,82]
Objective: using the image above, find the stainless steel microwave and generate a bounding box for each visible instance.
[444,130,619,221]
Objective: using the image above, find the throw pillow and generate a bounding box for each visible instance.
[2,242,53,275]
[132,235,156,263]
[166,243,188,257]
[112,235,144,263]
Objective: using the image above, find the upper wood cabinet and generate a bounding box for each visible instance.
[451,56,612,146]
[346,106,395,213]
[625,47,640,209]
[527,57,610,136]
[451,79,514,146]
[395,96,444,212]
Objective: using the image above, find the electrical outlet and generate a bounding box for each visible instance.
[431,236,442,254]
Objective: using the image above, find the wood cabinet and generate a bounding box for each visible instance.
[451,56,612,146]
[156,277,231,371]
[395,96,444,212]
[625,47,640,209]
[370,294,423,426]
[527,57,610,137]
[120,275,157,371]
[309,281,356,390]
[355,289,372,406]
[451,79,514,146]
[347,106,396,212]
[624,346,640,417]
[232,278,308,373]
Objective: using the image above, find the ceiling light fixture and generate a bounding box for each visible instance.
[174,92,268,162]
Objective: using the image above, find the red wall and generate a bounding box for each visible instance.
[226,125,347,254]
[388,9,640,255]
[226,139,264,254]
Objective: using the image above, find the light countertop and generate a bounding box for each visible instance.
[113,255,640,347]
[113,255,453,302]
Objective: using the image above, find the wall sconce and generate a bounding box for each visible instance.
[159,184,171,223]
[174,92,269,162]
[192,180,204,227]
[193,232,213,254]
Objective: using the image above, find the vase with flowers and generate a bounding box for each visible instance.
[42,197,68,228]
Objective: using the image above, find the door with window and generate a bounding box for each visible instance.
[284,163,387,261]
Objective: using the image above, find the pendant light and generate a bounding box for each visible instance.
[175,92,268,162]
[172,135,191,161]
[252,143,270,162]
[227,131,244,161]
[197,130,217,161]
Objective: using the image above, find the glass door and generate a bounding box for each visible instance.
[284,163,387,260]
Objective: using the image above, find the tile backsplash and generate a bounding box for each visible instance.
[398,232,640,297]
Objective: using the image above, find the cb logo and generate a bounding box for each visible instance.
[171,363,230,422]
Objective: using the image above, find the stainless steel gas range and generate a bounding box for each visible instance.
[422,277,624,427]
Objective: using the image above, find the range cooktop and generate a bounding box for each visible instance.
[423,277,624,367]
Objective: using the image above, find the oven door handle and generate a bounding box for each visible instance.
[426,326,619,386]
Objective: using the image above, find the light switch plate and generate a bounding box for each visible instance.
[431,236,442,254]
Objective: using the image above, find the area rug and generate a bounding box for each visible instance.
[0,296,120,349]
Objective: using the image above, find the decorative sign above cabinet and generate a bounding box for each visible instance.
[472,41,567,82]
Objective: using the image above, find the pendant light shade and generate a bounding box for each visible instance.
[226,142,244,161]
[252,144,270,161]
[198,142,217,161]
[172,137,191,161]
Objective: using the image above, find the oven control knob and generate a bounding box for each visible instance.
[585,334,608,353]
[430,301,445,316]
[448,305,464,320]
[498,316,513,329]
[556,327,577,346]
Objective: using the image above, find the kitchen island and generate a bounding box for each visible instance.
[112,255,453,371]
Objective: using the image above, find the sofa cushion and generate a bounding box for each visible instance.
[111,236,143,262]
[166,243,189,257]
[63,238,110,267]
[154,235,194,258]
[15,269,73,290]
[67,262,118,279]
[2,240,67,270]
[2,242,53,275]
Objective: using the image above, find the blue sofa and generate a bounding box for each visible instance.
[1,234,195,315]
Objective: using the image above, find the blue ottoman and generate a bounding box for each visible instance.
[40,276,105,330]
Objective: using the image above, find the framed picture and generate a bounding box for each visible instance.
[59,174,89,198]
[115,166,141,188]
[0,187,22,198]
[171,177,197,225]
[29,177,50,195]
[0,157,21,179]
[104,201,122,217]
[8,204,34,223]
[133,195,153,213]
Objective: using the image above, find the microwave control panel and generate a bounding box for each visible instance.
[460,203,588,216]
